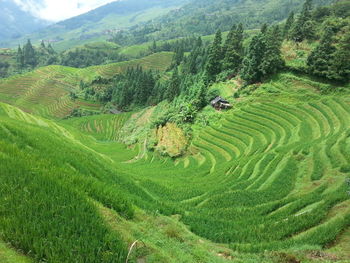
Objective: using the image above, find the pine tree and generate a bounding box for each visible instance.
[222,46,241,73]
[47,43,55,54]
[290,0,314,42]
[223,25,237,54]
[23,39,37,68]
[16,45,24,69]
[186,49,199,74]
[284,12,295,38]
[261,23,268,34]
[205,30,223,82]
[241,34,267,84]
[307,27,336,78]
[222,23,244,73]
[234,23,244,55]
[40,40,46,49]
[328,29,350,82]
[241,30,284,84]
[196,36,203,48]
[171,46,185,68]
[166,68,181,101]
[260,26,285,77]
[151,40,157,53]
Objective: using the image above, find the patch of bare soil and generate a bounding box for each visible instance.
[217,251,234,260]
[307,251,339,261]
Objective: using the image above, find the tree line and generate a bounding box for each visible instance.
[15,40,127,71]
[77,0,349,124]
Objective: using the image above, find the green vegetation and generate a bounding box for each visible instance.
[1,70,349,262]
[0,52,173,118]
[0,0,349,262]
[112,0,333,46]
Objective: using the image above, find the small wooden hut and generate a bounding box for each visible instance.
[211,96,232,110]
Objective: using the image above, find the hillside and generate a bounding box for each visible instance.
[112,0,333,45]
[0,0,188,50]
[0,52,173,118]
[0,0,350,262]
[0,72,349,262]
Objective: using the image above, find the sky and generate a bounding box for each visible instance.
[12,0,118,22]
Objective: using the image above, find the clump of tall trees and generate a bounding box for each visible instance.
[283,0,350,83]
[16,40,58,70]
[15,39,126,71]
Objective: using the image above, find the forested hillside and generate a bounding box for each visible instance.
[111,0,333,45]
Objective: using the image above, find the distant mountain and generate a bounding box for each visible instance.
[114,0,334,44]
[1,0,188,50]
[0,0,48,41]
[56,0,189,31]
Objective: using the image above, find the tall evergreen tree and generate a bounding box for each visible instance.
[284,12,295,38]
[16,45,24,69]
[171,46,185,68]
[327,26,350,82]
[223,25,237,54]
[241,30,284,84]
[328,29,350,82]
[47,43,55,54]
[151,40,157,53]
[234,23,244,55]
[261,23,268,34]
[241,34,267,84]
[187,49,200,75]
[307,27,336,77]
[196,36,203,48]
[222,24,244,73]
[290,0,314,42]
[260,26,285,77]
[23,39,37,68]
[205,30,223,82]
[166,68,181,101]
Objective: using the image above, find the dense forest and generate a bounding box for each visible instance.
[109,0,334,45]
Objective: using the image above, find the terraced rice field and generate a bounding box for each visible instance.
[63,113,132,141]
[102,74,350,253]
[0,52,173,118]
[0,72,349,261]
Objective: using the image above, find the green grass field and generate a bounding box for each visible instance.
[0,70,349,262]
[0,52,172,119]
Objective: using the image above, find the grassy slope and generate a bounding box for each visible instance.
[0,52,172,119]
[1,70,349,262]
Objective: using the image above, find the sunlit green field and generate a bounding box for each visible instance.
[0,71,349,262]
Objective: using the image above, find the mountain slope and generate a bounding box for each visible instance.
[0,0,48,42]
[0,0,188,50]
[114,0,334,44]
[0,72,349,262]
[0,52,173,118]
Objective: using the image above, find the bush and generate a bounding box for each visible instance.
[340,165,350,173]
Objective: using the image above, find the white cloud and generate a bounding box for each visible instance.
[12,0,118,22]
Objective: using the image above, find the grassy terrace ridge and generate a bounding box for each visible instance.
[0,52,173,119]
[0,71,349,262]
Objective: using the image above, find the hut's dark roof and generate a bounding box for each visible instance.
[110,109,122,114]
[211,96,229,104]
